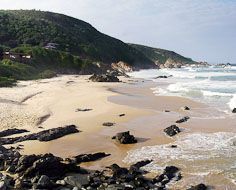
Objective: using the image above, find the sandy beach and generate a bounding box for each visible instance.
[1,74,236,189]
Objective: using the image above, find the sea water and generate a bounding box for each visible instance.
[129,64,236,114]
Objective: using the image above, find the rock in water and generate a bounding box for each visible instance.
[176,116,190,123]
[232,108,236,113]
[89,74,120,82]
[112,131,137,144]
[187,183,208,190]
[164,125,181,136]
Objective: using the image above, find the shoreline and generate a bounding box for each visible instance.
[1,74,236,189]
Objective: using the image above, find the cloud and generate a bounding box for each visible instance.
[0,0,236,62]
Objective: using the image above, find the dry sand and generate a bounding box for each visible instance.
[0,74,235,189]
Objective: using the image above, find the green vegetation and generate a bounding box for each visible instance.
[129,44,196,65]
[0,77,16,87]
[0,10,152,66]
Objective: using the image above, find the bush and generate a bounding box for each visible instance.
[39,70,57,79]
[0,77,16,87]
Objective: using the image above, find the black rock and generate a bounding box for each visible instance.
[130,160,152,170]
[164,125,181,136]
[187,183,208,190]
[176,116,190,123]
[0,125,80,145]
[76,108,93,112]
[107,164,129,178]
[89,74,120,82]
[154,76,168,79]
[119,114,125,117]
[170,145,178,148]
[102,122,115,127]
[232,108,236,113]
[69,152,111,164]
[182,106,190,110]
[64,174,90,188]
[0,128,29,138]
[112,131,137,144]
[36,175,53,189]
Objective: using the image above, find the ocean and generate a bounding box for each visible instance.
[129,64,236,114]
[125,65,236,188]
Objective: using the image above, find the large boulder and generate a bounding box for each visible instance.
[232,108,236,113]
[64,174,90,188]
[89,74,120,82]
[112,131,137,144]
[164,125,181,136]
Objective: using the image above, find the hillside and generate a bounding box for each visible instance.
[0,10,154,68]
[129,44,196,67]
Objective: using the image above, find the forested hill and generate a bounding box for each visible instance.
[0,10,153,68]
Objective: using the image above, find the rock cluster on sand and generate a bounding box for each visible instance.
[164,125,181,136]
[0,144,208,189]
[112,131,137,144]
[89,74,120,82]
[0,125,80,145]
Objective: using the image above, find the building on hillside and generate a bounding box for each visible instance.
[3,52,32,63]
[44,43,59,50]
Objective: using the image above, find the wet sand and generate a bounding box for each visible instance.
[1,75,236,189]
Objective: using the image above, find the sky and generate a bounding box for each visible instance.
[1,0,236,63]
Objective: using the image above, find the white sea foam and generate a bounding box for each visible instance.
[228,94,236,110]
[124,132,236,176]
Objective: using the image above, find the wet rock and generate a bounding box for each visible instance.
[176,116,190,123]
[0,125,80,145]
[69,152,111,164]
[0,128,29,138]
[130,160,152,170]
[170,145,178,148]
[112,131,137,144]
[36,175,53,189]
[64,174,89,188]
[89,74,120,82]
[154,75,172,79]
[153,166,180,186]
[164,125,181,136]
[107,164,129,178]
[232,108,236,113]
[181,106,190,110]
[187,183,208,190]
[102,122,115,127]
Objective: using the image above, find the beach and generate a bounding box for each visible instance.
[1,74,236,189]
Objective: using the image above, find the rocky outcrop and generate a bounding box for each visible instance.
[0,125,80,145]
[89,74,120,82]
[112,131,137,144]
[0,128,29,137]
[111,61,133,72]
[176,116,190,123]
[164,125,181,136]
[160,58,183,69]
